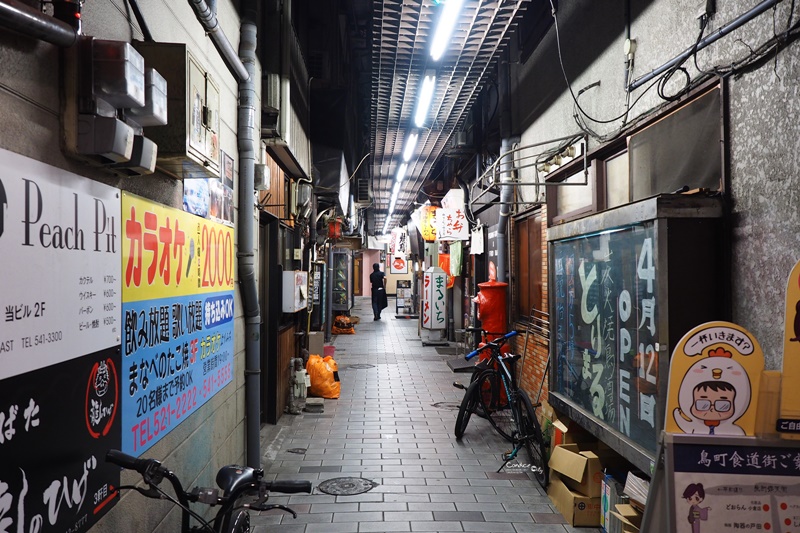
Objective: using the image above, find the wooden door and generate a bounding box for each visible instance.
[353,254,363,296]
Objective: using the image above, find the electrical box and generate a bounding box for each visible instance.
[282,270,308,313]
[132,42,221,179]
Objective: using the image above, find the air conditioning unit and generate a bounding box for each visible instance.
[353,175,371,205]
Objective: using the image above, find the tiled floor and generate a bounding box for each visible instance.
[253,297,597,533]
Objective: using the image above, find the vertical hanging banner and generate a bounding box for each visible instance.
[121,193,234,456]
[0,148,122,533]
[436,208,469,241]
[422,267,447,330]
[391,227,408,258]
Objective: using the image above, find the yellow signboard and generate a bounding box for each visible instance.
[780,259,800,436]
[666,321,764,436]
[121,193,235,302]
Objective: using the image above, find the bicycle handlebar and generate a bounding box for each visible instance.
[465,330,518,360]
[107,449,169,478]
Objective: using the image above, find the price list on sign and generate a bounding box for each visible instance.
[121,193,234,455]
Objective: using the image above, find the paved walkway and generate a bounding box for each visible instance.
[253,297,594,533]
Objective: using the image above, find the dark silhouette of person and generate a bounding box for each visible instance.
[370,263,387,320]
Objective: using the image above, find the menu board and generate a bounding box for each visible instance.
[121,193,234,456]
[551,221,659,452]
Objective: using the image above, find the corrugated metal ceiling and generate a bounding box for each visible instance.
[368,0,527,232]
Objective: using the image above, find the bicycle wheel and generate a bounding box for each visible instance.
[516,389,549,489]
[455,375,482,439]
[475,370,515,442]
[225,509,251,533]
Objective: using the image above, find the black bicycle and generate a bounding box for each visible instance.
[453,331,549,488]
[106,449,312,533]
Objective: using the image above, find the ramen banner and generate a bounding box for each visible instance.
[121,193,234,455]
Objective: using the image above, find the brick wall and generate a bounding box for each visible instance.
[514,204,549,402]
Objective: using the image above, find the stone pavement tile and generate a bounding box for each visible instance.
[251,524,306,533]
[512,524,569,532]
[461,522,516,532]
[332,511,383,522]
[411,521,464,531]
[358,522,411,532]
[532,512,568,523]
[305,522,359,533]
[433,511,486,522]
[483,512,534,522]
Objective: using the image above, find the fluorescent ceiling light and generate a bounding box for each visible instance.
[414,75,436,128]
[430,0,465,61]
[402,134,418,162]
[396,163,408,184]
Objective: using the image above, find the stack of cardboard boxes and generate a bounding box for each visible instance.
[546,414,646,530]
[546,418,605,527]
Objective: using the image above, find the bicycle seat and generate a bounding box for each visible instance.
[216,465,261,495]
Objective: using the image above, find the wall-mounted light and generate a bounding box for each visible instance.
[430,0,465,61]
[414,74,436,128]
[402,133,418,162]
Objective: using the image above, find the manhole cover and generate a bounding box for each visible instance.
[431,402,461,411]
[317,477,378,496]
[286,448,307,454]
[339,363,374,370]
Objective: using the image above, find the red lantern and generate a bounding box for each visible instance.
[329,218,342,239]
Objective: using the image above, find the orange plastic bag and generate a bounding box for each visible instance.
[306,354,341,399]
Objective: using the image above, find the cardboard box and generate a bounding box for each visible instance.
[601,473,627,533]
[550,415,596,451]
[610,503,642,532]
[548,443,604,497]
[547,473,602,527]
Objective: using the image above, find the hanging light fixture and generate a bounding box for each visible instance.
[402,133,418,162]
[430,0,465,61]
[414,74,436,128]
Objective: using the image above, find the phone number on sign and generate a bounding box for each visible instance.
[129,363,231,452]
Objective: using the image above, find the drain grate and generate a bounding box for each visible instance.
[317,477,378,496]
[286,448,307,454]
[431,402,461,411]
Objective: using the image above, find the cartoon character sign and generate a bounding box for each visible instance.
[666,321,764,436]
[682,483,711,533]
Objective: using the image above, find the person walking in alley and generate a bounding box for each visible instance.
[370,262,387,320]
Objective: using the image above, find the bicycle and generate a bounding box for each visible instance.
[106,449,312,533]
[452,331,549,489]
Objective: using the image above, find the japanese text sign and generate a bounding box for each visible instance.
[422,267,446,330]
[552,222,660,452]
[667,321,764,436]
[0,148,121,381]
[121,193,234,455]
[436,207,469,241]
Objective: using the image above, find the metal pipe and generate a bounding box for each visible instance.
[188,0,250,82]
[629,0,781,91]
[0,0,77,47]
[325,244,334,343]
[237,3,260,468]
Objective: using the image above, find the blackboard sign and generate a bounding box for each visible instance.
[552,221,659,452]
[0,348,121,533]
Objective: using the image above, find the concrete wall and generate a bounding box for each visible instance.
[511,0,800,370]
[0,2,255,531]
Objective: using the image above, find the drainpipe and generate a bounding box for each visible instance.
[325,243,334,342]
[497,49,514,284]
[238,3,260,468]
[0,0,77,47]
[189,0,249,82]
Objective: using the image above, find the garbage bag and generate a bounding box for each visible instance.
[306,354,341,399]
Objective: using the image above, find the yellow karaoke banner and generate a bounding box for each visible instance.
[122,192,235,302]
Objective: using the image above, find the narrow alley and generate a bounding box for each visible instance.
[252,297,593,533]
